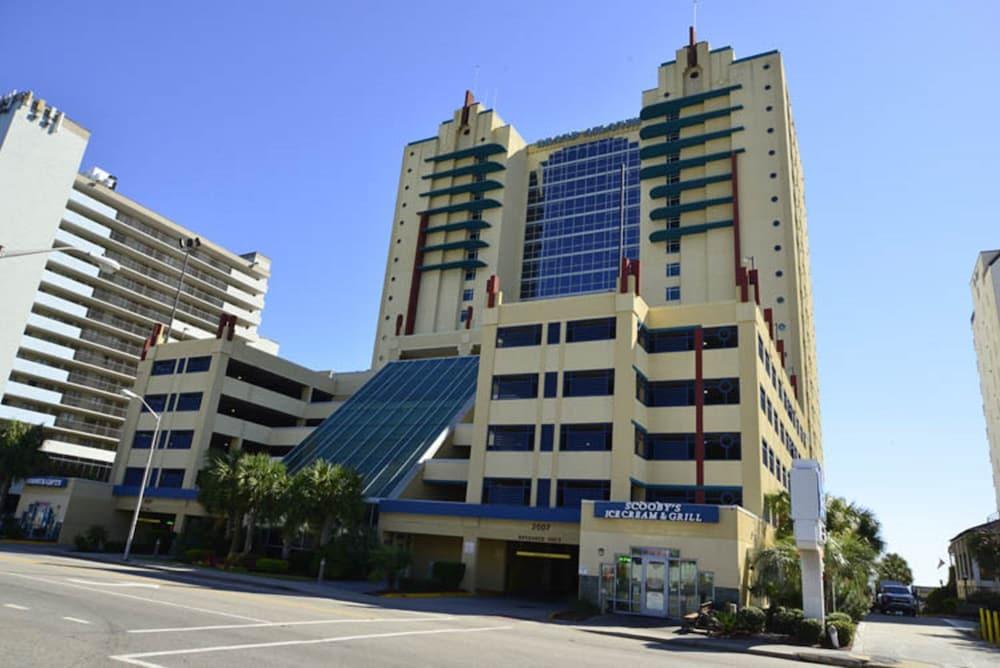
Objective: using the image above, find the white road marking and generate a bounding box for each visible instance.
[63,616,91,625]
[3,603,29,610]
[110,625,513,666]
[129,615,455,634]
[68,578,160,589]
[0,571,268,623]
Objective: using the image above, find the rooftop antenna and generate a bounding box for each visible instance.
[692,0,698,31]
[472,65,480,96]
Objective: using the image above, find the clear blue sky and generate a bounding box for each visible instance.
[4,1,997,585]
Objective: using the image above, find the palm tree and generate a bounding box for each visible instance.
[750,537,801,607]
[237,453,287,555]
[197,450,246,558]
[302,461,364,547]
[877,552,914,585]
[824,531,877,617]
[278,471,311,560]
[0,421,46,506]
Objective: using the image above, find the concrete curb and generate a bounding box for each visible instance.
[615,633,873,667]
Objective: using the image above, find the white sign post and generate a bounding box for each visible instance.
[790,459,826,622]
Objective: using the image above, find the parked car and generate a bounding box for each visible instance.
[876,580,918,616]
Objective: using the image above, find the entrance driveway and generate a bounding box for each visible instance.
[856,612,999,667]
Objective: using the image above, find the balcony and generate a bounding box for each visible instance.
[422,459,469,484]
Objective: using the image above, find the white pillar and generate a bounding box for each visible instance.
[800,548,825,621]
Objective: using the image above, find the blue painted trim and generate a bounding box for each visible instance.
[424,220,492,235]
[648,174,732,200]
[639,85,742,120]
[649,220,733,242]
[407,136,437,146]
[418,259,488,272]
[710,45,733,54]
[420,239,489,253]
[422,162,506,181]
[425,143,506,163]
[649,197,733,220]
[639,106,743,140]
[420,180,504,198]
[419,199,502,217]
[113,485,198,500]
[732,49,779,64]
[639,148,744,181]
[379,498,581,523]
[640,127,744,160]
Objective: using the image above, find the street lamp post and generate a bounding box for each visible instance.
[120,388,162,562]
[0,244,121,273]
[163,237,200,342]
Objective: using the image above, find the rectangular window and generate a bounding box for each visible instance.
[175,392,203,411]
[540,425,554,452]
[166,430,194,449]
[704,378,740,405]
[638,378,694,407]
[639,327,694,353]
[646,487,698,504]
[666,238,680,254]
[560,423,613,451]
[459,310,469,324]
[122,467,145,487]
[482,478,531,506]
[703,487,743,506]
[644,433,695,460]
[547,322,561,345]
[132,431,162,450]
[151,359,176,376]
[464,270,476,281]
[666,262,681,277]
[543,372,558,398]
[462,289,474,301]
[142,394,168,413]
[496,324,542,348]
[563,369,614,397]
[565,317,616,343]
[158,469,185,489]
[704,433,741,460]
[185,356,211,373]
[535,479,551,507]
[665,286,681,302]
[556,479,610,508]
[491,374,538,400]
[487,425,535,451]
[702,326,738,349]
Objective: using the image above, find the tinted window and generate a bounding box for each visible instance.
[705,433,741,460]
[637,378,694,407]
[167,430,195,449]
[704,378,740,405]
[535,479,551,507]
[556,480,610,508]
[491,374,538,400]
[122,467,144,486]
[482,478,531,506]
[175,392,203,411]
[158,469,185,488]
[496,325,542,348]
[703,326,738,349]
[487,425,535,451]
[639,328,694,353]
[547,322,561,345]
[151,359,176,376]
[142,394,168,413]
[560,423,613,451]
[566,317,616,343]
[540,424,554,452]
[543,372,558,398]
[563,369,614,397]
[185,356,211,373]
[132,431,155,450]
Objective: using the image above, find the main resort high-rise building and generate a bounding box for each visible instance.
[0,91,273,485]
[286,33,823,615]
[972,250,1000,513]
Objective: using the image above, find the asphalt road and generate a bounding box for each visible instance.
[855,612,998,668]
[0,548,795,668]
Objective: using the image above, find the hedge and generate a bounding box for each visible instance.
[254,558,289,574]
[795,618,824,645]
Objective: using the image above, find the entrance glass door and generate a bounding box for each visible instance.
[641,560,667,616]
[667,559,699,617]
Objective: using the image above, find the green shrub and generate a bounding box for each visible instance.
[288,550,313,576]
[735,605,766,634]
[836,588,873,622]
[104,541,125,554]
[1,520,24,539]
[772,607,803,635]
[84,525,108,551]
[73,534,94,552]
[826,612,853,625]
[713,610,738,636]
[825,619,856,648]
[182,548,214,564]
[431,561,466,590]
[967,591,1000,611]
[795,618,824,645]
[254,558,289,574]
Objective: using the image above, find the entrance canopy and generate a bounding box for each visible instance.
[283,356,479,499]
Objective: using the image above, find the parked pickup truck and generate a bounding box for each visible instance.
[875,581,918,616]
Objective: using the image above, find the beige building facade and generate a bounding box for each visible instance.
[289,33,824,615]
[971,250,1000,512]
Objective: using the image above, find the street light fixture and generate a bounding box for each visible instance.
[163,236,201,342]
[0,244,121,273]
[120,388,162,562]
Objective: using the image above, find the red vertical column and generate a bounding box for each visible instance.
[404,214,429,335]
[694,326,705,503]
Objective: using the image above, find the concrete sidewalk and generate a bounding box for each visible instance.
[564,615,880,667]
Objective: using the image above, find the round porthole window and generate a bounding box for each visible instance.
[778,323,787,332]
[774,245,782,251]
[776,270,783,277]
[777,296,785,304]
[773,220,780,227]
[771,196,779,202]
